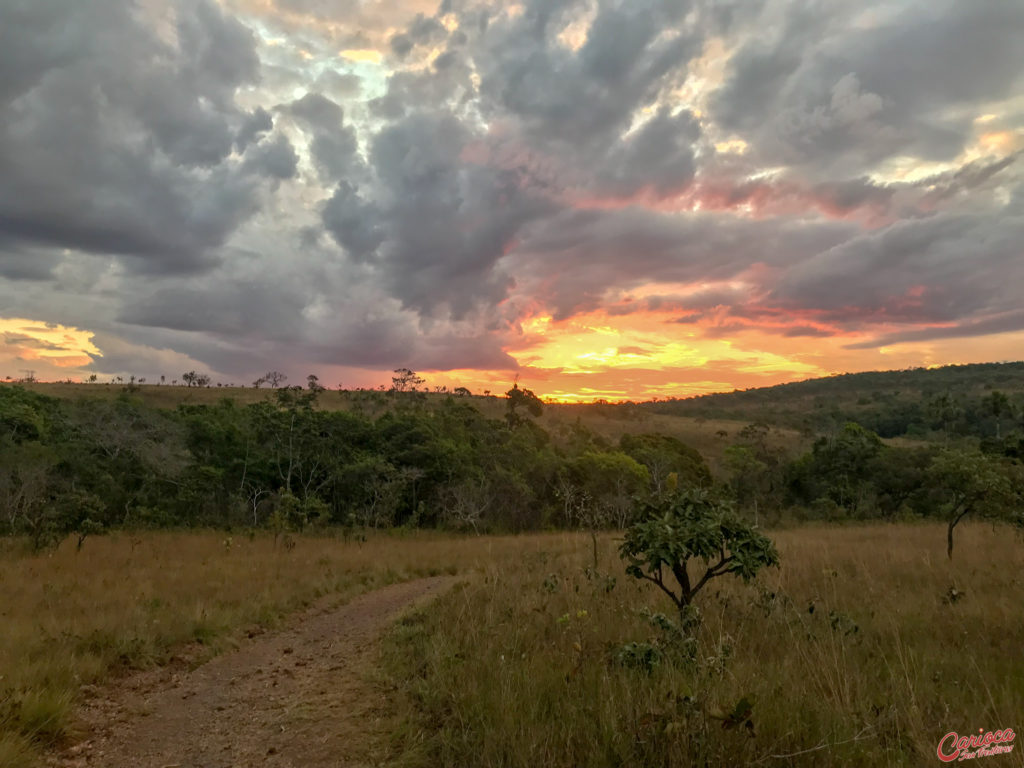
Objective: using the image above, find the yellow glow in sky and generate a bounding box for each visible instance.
[339,49,382,63]
[504,310,827,400]
[0,317,100,377]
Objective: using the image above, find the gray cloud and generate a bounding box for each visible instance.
[712,0,1024,174]
[594,107,701,199]
[513,206,855,319]
[0,0,278,274]
[772,212,1024,318]
[241,133,300,179]
[846,310,1024,350]
[283,93,363,183]
[2,0,1023,385]
[321,110,559,319]
[475,0,697,149]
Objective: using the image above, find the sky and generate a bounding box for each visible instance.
[0,0,1022,401]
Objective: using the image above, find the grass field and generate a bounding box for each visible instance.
[382,523,1024,767]
[0,531,482,768]
[2,524,1020,767]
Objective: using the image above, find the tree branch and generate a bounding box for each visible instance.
[636,568,682,609]
[692,554,735,596]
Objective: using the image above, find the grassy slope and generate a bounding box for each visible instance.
[383,523,1024,768]
[643,361,1024,426]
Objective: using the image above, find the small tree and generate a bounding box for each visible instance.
[619,488,779,624]
[264,371,287,388]
[182,371,197,387]
[505,382,543,428]
[928,450,1015,560]
[391,368,425,392]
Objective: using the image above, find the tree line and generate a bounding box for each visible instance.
[2,376,1021,559]
[0,381,707,549]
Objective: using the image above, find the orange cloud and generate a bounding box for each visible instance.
[0,318,100,381]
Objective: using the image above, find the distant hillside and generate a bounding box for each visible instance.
[9,359,1024,446]
[641,361,1024,439]
[3,380,807,474]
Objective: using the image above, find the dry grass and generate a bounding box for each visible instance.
[3,524,1021,767]
[0,530,526,768]
[383,523,1024,767]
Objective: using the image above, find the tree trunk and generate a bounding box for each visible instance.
[947,506,970,560]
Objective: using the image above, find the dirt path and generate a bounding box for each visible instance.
[49,576,457,768]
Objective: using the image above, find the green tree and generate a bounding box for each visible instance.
[928,450,1016,560]
[983,390,1014,439]
[505,382,543,429]
[620,433,710,495]
[927,392,962,445]
[559,450,649,567]
[619,488,779,623]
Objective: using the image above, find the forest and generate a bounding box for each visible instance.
[3,361,1023,556]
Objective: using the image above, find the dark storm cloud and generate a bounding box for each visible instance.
[0,0,284,274]
[846,310,1024,350]
[475,0,697,149]
[4,0,1024,384]
[118,278,309,340]
[594,107,701,199]
[390,33,415,58]
[514,207,855,319]
[324,110,559,318]
[285,93,344,129]
[235,107,274,150]
[282,93,364,183]
[771,212,1024,325]
[711,0,1024,173]
[387,12,447,59]
[241,134,300,179]
[321,183,386,260]
[0,244,61,281]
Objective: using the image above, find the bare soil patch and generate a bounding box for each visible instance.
[47,576,457,768]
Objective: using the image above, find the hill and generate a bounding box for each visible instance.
[2,380,805,474]
[640,361,1024,439]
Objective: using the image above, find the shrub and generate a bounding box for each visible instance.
[619,488,779,623]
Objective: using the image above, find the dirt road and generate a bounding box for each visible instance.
[49,576,457,768]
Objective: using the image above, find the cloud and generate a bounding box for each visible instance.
[283,93,363,182]
[770,212,1024,325]
[475,0,696,149]
[241,133,300,179]
[711,0,1024,174]
[2,0,1023,397]
[0,0,285,274]
[324,110,559,318]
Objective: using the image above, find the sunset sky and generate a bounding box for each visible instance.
[1,0,1022,400]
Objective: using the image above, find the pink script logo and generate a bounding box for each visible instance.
[937,728,1016,762]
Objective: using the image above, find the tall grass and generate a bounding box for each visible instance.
[0,530,511,768]
[382,523,1024,767]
